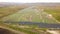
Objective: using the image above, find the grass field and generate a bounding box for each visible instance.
[44,8,60,22]
[1,6,58,23]
[0,6,27,19]
[0,5,60,34]
[0,3,60,34]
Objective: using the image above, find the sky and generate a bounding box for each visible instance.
[0,0,60,3]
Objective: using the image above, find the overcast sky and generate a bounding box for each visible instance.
[0,0,60,3]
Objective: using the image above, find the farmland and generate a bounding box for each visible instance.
[0,3,60,34]
[44,8,60,22]
[1,6,59,23]
[0,5,28,19]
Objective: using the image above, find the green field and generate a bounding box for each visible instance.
[0,6,26,19]
[1,6,58,23]
[0,5,60,34]
[44,8,60,22]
